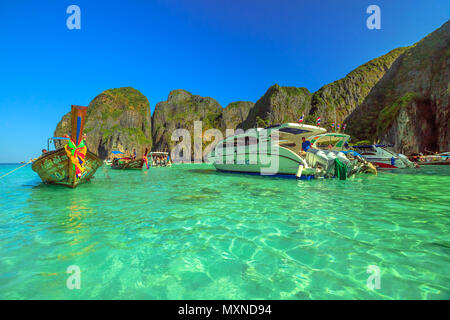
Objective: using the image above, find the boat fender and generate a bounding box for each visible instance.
[296,165,304,178]
[299,157,308,168]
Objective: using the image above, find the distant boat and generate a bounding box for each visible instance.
[409,152,450,165]
[148,151,171,167]
[32,105,103,188]
[111,148,149,170]
[352,144,418,169]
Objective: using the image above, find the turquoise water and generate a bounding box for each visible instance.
[0,163,449,299]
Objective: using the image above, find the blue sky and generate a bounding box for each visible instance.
[0,0,448,162]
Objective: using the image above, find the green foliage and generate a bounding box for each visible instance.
[101,125,151,145]
[376,92,417,135]
[256,116,269,128]
[99,87,150,118]
[203,112,222,129]
[280,86,310,97]
[309,46,411,120]
[303,114,317,125]
[351,140,372,146]
[311,94,326,107]
[101,125,120,141]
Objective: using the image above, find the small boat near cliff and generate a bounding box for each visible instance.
[408,152,450,165]
[111,148,149,170]
[351,144,418,169]
[148,151,171,167]
[32,105,103,188]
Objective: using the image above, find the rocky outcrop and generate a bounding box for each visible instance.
[151,89,223,157]
[240,84,311,129]
[52,22,449,158]
[346,20,449,154]
[54,87,152,159]
[309,47,410,127]
[238,48,408,130]
[221,101,254,131]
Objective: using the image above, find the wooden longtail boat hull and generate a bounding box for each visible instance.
[418,161,450,165]
[32,105,102,188]
[32,148,103,188]
[111,159,145,170]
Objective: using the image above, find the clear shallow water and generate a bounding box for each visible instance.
[0,163,449,300]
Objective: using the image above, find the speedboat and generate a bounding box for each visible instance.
[351,144,417,169]
[207,123,376,179]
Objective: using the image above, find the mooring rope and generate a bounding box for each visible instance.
[0,160,33,179]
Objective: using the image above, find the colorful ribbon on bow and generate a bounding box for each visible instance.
[65,139,87,179]
[143,155,149,169]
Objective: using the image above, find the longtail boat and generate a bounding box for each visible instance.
[111,148,149,170]
[148,151,171,167]
[32,105,103,188]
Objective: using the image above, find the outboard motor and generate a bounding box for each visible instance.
[306,149,334,172]
[324,151,337,161]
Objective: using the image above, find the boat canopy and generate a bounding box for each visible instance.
[268,123,326,136]
[149,152,169,155]
[307,133,350,151]
[111,150,124,154]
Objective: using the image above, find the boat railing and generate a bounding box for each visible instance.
[47,137,69,151]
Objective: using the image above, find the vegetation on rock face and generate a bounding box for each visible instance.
[308,46,410,125]
[240,84,311,129]
[239,47,408,131]
[54,87,152,159]
[346,20,449,154]
[52,22,448,159]
[376,92,417,136]
[151,89,223,158]
[221,101,254,130]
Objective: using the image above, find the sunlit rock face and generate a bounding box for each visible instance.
[54,87,152,159]
[346,20,449,153]
[151,89,223,158]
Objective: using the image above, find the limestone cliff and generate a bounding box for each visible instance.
[309,47,410,127]
[151,89,223,157]
[221,101,254,132]
[54,87,152,159]
[346,20,449,154]
[240,84,311,129]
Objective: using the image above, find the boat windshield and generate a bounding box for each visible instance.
[353,145,378,155]
[278,128,310,135]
